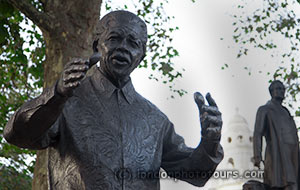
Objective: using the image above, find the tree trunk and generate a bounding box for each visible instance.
[6,0,102,189]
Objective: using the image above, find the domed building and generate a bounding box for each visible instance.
[207,108,263,190]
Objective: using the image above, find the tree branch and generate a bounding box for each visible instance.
[7,0,53,32]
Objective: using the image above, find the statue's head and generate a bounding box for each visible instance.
[269,80,285,101]
[93,10,147,83]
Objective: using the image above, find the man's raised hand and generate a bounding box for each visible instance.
[56,58,89,97]
[194,92,222,141]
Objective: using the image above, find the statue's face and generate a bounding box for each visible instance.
[98,21,145,81]
[271,82,285,100]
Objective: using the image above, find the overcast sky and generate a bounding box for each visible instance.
[130,0,275,143]
[124,0,290,189]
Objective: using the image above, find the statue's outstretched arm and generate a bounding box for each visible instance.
[161,92,223,187]
[4,58,89,149]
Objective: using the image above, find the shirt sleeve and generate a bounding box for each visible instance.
[3,83,67,149]
[161,120,224,187]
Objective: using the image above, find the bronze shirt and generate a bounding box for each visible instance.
[4,67,223,190]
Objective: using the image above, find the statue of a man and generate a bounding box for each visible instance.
[253,80,299,190]
[4,10,223,189]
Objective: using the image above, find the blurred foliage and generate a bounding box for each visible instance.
[0,164,32,190]
[0,0,192,188]
[230,0,300,115]
[0,0,42,188]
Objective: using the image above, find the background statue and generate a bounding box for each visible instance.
[253,80,299,190]
[243,180,266,190]
[4,10,223,189]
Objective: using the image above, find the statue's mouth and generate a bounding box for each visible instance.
[111,54,130,66]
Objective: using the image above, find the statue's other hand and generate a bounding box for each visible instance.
[254,159,261,169]
[194,92,222,141]
[56,58,89,97]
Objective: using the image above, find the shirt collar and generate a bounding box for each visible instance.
[90,67,136,104]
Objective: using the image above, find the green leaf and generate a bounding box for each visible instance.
[0,25,9,44]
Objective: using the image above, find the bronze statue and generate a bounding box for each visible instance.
[4,10,223,189]
[253,80,299,190]
[243,180,266,190]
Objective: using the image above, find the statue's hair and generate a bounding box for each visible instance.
[93,10,147,54]
[268,80,284,95]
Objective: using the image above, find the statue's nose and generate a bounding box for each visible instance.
[116,39,131,55]
[118,39,129,49]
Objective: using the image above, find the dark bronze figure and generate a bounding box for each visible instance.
[253,80,299,190]
[243,180,266,190]
[4,10,223,189]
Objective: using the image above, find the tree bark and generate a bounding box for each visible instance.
[8,0,102,189]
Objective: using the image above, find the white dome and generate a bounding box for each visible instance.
[208,108,258,190]
[221,108,253,150]
[229,114,248,126]
[223,108,250,135]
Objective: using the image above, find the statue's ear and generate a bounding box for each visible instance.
[93,39,99,52]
